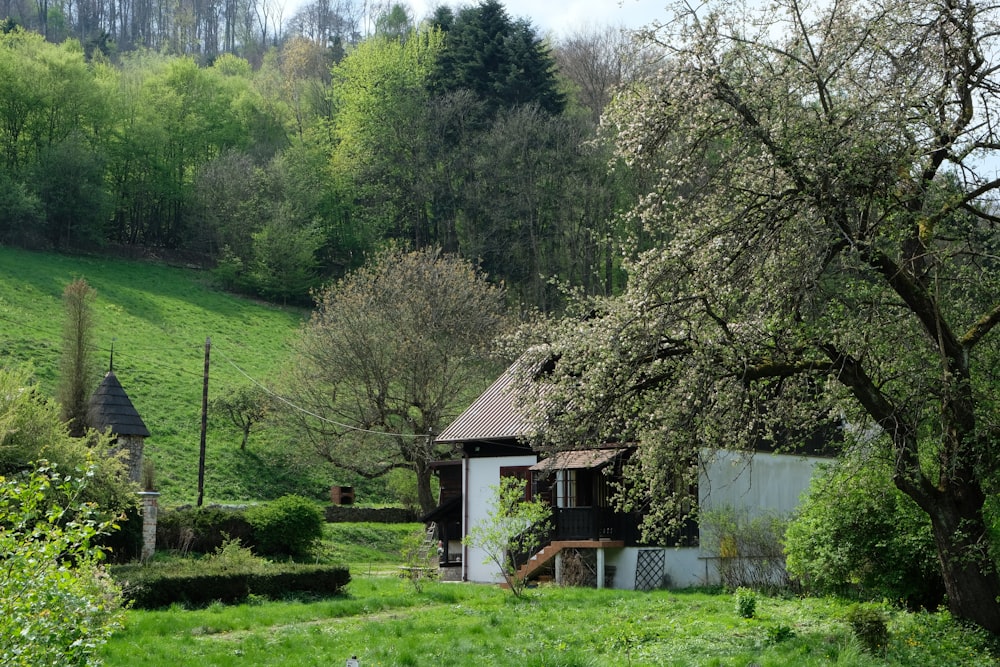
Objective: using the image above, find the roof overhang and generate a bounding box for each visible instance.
[529,447,628,473]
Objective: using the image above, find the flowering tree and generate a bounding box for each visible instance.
[522,0,1000,632]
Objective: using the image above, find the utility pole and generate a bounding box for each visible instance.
[197,337,210,507]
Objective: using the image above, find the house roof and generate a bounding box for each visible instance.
[529,448,627,472]
[436,355,539,444]
[88,371,150,437]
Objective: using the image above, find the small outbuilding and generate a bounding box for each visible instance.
[88,370,150,483]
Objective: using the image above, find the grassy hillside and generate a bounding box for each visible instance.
[0,245,349,504]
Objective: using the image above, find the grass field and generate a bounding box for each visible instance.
[99,575,998,667]
[0,246,340,503]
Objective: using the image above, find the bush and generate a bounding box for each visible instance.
[700,505,789,591]
[245,494,324,558]
[734,587,757,619]
[845,603,890,655]
[785,459,944,610]
[157,505,253,554]
[111,560,350,609]
[0,465,124,666]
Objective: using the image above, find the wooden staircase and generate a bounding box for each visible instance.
[514,540,624,583]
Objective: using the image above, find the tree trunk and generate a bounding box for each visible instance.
[920,485,1000,634]
[414,459,437,516]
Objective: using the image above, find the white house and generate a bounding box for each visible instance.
[430,357,831,590]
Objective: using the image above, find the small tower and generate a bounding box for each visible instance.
[88,370,150,483]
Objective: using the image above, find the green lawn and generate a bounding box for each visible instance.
[99,577,997,667]
[0,246,323,502]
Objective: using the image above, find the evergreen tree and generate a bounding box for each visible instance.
[429,0,563,118]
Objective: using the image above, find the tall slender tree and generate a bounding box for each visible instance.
[57,278,98,438]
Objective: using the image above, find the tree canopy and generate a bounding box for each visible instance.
[430,0,564,118]
[520,0,1000,633]
[283,247,508,513]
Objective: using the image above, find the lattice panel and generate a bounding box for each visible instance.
[634,549,666,591]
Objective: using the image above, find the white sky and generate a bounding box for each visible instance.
[404,0,668,37]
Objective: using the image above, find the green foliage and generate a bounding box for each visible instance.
[112,559,350,609]
[463,475,552,597]
[245,494,324,558]
[700,505,789,591]
[156,506,253,554]
[0,169,44,247]
[734,587,757,619]
[399,528,439,592]
[0,364,134,514]
[384,467,428,514]
[785,461,944,609]
[430,0,564,117]
[845,603,890,656]
[0,464,125,666]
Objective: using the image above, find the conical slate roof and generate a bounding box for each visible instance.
[88,371,150,437]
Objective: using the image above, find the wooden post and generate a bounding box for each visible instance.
[197,337,210,507]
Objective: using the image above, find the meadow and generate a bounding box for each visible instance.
[100,574,998,667]
[0,246,335,503]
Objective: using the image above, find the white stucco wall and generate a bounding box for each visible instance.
[463,453,538,584]
[607,547,707,589]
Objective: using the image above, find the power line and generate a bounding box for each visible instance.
[214,344,427,440]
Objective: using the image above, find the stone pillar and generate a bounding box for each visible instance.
[138,491,160,561]
[597,548,606,590]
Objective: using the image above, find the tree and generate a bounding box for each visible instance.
[520,0,1000,633]
[212,383,269,450]
[284,246,508,514]
[57,278,99,438]
[463,475,551,597]
[329,28,444,248]
[430,0,564,119]
[553,25,651,128]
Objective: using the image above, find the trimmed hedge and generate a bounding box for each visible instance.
[111,563,351,609]
[157,505,253,554]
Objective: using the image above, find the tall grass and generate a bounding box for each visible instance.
[99,577,998,667]
[0,246,333,502]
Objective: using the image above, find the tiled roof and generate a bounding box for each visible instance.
[88,371,150,437]
[529,448,627,472]
[435,355,538,444]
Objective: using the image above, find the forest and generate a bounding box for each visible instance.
[0,0,652,309]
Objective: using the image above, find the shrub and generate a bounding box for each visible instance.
[111,561,350,609]
[785,459,944,609]
[157,505,253,554]
[845,603,890,655]
[734,587,757,619]
[700,505,789,591]
[245,494,324,558]
[0,464,124,666]
[97,503,144,563]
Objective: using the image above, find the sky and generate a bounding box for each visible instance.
[404,0,669,37]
